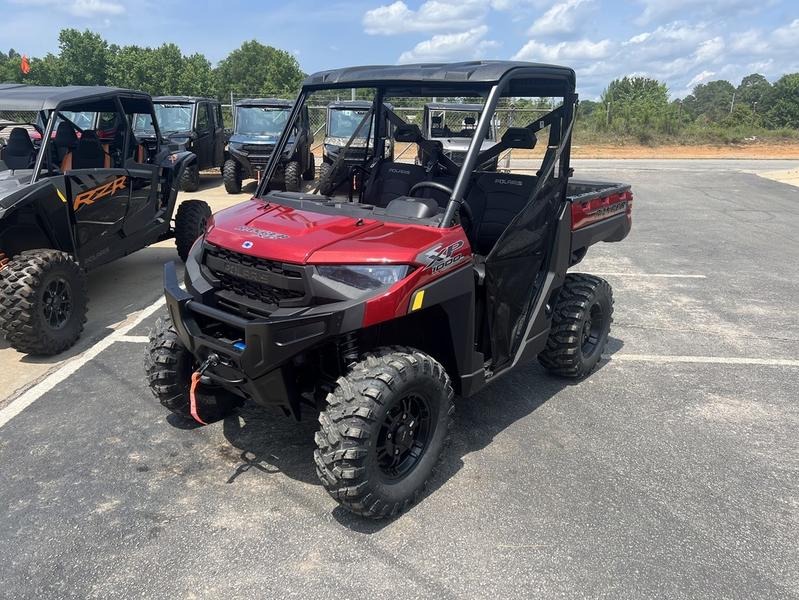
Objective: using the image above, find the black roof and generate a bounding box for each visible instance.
[154,95,219,104]
[327,100,373,110]
[303,61,576,96]
[235,98,292,107]
[0,84,150,111]
[425,102,484,111]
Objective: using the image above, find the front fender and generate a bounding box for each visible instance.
[158,150,196,216]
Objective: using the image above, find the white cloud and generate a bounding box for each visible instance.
[635,0,755,26]
[363,0,487,35]
[10,0,125,16]
[529,0,593,35]
[685,70,715,88]
[398,26,500,63]
[513,38,612,62]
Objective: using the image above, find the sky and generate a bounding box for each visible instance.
[1,0,798,99]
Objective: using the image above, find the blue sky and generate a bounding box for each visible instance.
[1,0,797,98]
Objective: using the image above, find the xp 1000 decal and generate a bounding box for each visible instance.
[421,239,467,275]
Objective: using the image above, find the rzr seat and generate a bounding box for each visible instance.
[3,127,35,171]
[71,130,109,169]
[362,161,428,208]
[54,122,78,170]
[464,172,538,255]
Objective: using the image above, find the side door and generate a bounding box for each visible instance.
[121,103,161,237]
[194,101,212,170]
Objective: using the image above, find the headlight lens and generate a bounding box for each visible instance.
[317,265,410,290]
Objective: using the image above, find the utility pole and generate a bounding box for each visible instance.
[730,91,735,115]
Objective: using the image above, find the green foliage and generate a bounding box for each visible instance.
[683,80,736,122]
[56,29,110,86]
[764,74,799,129]
[214,41,304,98]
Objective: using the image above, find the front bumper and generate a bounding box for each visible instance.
[163,261,362,406]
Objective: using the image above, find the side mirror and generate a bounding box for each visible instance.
[501,127,537,149]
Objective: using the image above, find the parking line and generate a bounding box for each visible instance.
[605,353,799,367]
[118,335,150,344]
[0,298,165,429]
[589,273,707,279]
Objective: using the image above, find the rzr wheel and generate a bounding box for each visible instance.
[303,153,316,180]
[284,160,301,192]
[174,200,211,262]
[318,161,336,195]
[538,273,613,378]
[0,249,87,355]
[144,315,242,422]
[314,347,454,519]
[180,163,200,192]
[223,159,242,194]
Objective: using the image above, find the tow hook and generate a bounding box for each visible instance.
[189,353,220,425]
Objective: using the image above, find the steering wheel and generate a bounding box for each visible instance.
[409,181,453,198]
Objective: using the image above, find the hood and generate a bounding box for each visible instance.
[204,197,443,265]
[435,138,497,152]
[0,170,34,204]
[229,133,280,145]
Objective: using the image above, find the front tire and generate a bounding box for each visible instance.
[180,163,200,192]
[538,273,613,378]
[318,161,336,195]
[223,159,242,194]
[0,249,87,355]
[144,315,242,422]
[314,347,454,519]
[174,200,211,262]
[284,160,301,192]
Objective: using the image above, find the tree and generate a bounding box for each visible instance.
[683,80,736,122]
[598,77,672,139]
[214,41,304,98]
[602,76,669,107]
[177,53,215,97]
[765,73,799,128]
[56,29,110,86]
[736,73,770,109]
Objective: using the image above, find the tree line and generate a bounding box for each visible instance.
[0,29,304,100]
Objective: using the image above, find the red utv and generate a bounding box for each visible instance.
[145,61,633,518]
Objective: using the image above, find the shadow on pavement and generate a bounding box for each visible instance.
[209,336,624,533]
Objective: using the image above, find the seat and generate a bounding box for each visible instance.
[362,161,428,208]
[4,127,35,171]
[464,172,538,255]
[54,122,78,171]
[71,130,109,169]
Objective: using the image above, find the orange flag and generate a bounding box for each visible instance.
[20,55,30,75]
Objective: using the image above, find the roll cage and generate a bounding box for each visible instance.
[255,61,577,229]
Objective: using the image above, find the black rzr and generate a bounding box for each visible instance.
[0,84,210,355]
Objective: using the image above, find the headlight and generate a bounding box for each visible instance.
[229,142,243,150]
[317,265,410,290]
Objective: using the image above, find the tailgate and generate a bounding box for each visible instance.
[568,179,632,251]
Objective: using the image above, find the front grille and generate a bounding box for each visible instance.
[203,244,306,312]
[243,144,274,154]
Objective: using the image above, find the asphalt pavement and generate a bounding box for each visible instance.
[1,160,798,599]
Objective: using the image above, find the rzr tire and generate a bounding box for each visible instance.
[180,163,200,193]
[284,160,301,192]
[223,159,242,194]
[318,161,337,195]
[303,153,316,180]
[174,200,211,262]
[0,249,87,356]
[314,347,454,519]
[144,315,242,422]
[538,273,613,378]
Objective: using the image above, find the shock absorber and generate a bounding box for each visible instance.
[339,332,360,368]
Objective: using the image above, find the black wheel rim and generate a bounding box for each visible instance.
[376,392,433,480]
[581,302,605,357]
[42,277,72,330]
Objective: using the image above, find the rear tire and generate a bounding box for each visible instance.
[0,249,87,356]
[284,160,301,192]
[180,163,200,192]
[318,161,336,195]
[314,347,454,519]
[174,200,211,262]
[303,154,316,180]
[144,315,242,422]
[223,159,242,194]
[538,273,613,378]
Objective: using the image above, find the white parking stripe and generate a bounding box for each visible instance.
[605,354,799,367]
[589,273,707,279]
[0,298,166,429]
[117,335,150,344]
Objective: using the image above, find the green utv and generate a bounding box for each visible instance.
[0,85,210,355]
